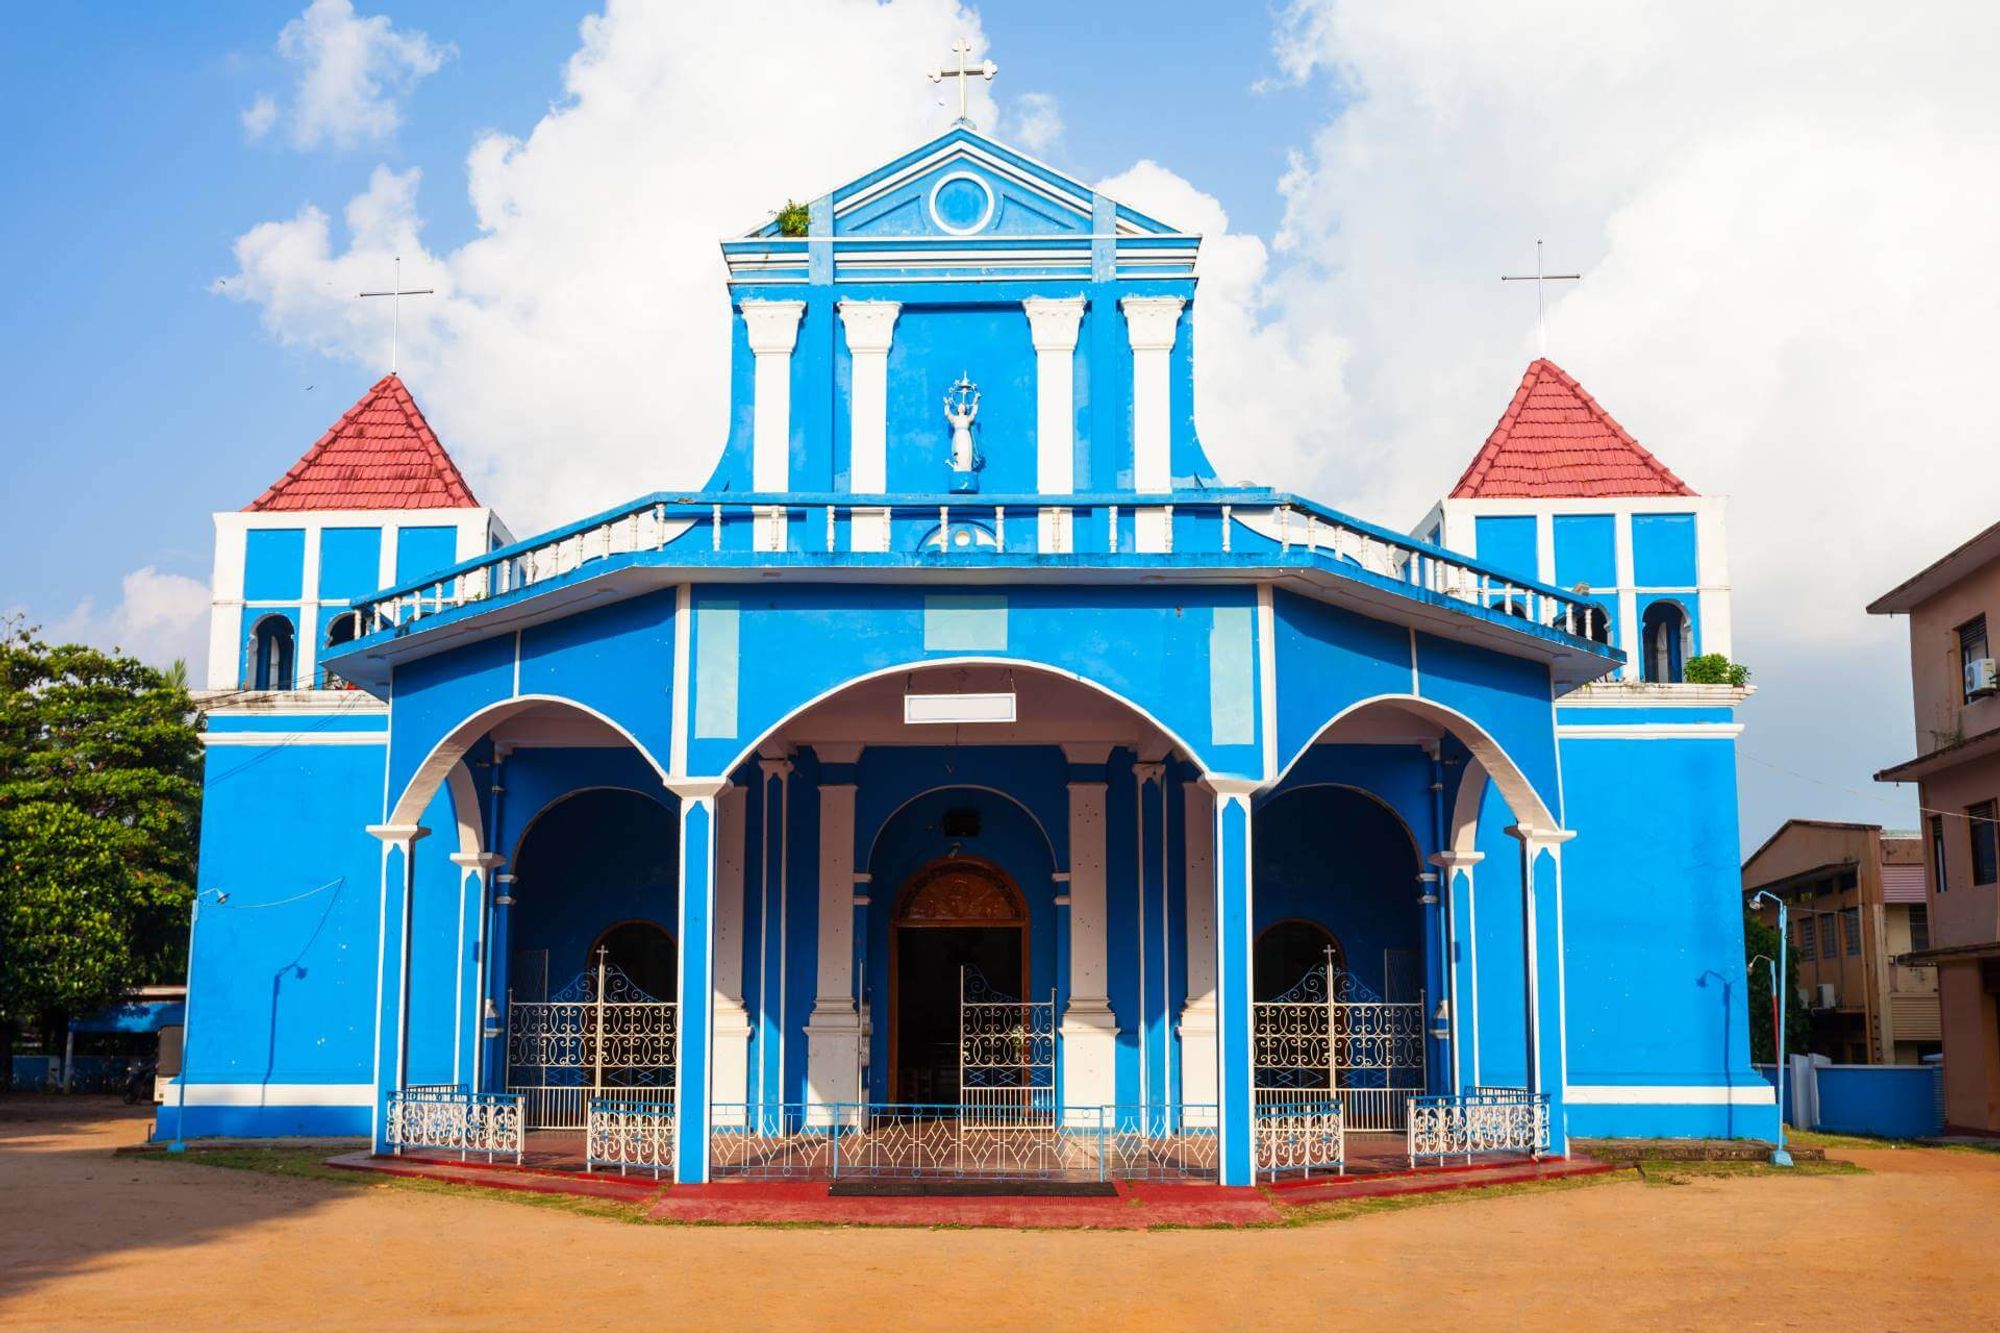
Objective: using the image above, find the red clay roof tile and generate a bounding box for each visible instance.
[1450,359,1695,499]
[246,374,479,512]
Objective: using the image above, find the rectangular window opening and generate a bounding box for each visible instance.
[1970,800,1999,887]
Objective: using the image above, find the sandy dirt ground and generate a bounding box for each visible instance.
[3,1099,1997,1330]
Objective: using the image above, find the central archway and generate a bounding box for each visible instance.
[889,856,1027,1103]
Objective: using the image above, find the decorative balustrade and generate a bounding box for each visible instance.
[585,1096,677,1178]
[707,1102,1220,1182]
[385,1085,524,1163]
[335,490,1611,653]
[1405,1089,1550,1167]
[1253,1094,1346,1181]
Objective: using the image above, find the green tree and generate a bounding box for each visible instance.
[0,622,202,1084]
[1744,908,1811,1064]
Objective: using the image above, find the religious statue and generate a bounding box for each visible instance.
[942,374,982,491]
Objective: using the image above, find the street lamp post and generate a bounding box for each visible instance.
[1749,891,1794,1168]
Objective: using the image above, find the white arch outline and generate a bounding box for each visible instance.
[387,693,671,834]
[1272,693,1558,835]
[713,656,1212,783]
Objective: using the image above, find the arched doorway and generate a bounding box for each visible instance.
[890,857,1027,1103]
[589,920,678,1003]
[1255,919,1343,1002]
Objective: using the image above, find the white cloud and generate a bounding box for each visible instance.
[254,0,452,150]
[218,0,996,526]
[42,568,211,677]
[242,93,279,141]
[1008,91,1063,152]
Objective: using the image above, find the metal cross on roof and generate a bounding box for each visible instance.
[929,38,997,128]
[1501,240,1581,358]
[358,256,435,374]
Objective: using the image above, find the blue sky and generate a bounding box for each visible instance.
[7,2,1995,853]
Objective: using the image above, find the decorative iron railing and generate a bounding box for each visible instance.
[334,490,1612,653]
[1253,1094,1346,1181]
[707,1102,1221,1182]
[507,960,677,1129]
[386,1085,524,1163]
[959,968,1057,1128]
[1406,1088,1550,1167]
[1254,962,1427,1132]
[584,1096,677,1178]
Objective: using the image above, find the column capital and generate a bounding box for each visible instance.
[1133,760,1167,786]
[1120,295,1185,351]
[366,823,430,849]
[448,852,506,871]
[741,299,805,355]
[1429,850,1487,870]
[1505,825,1577,851]
[1024,295,1085,351]
[837,299,901,353]
[665,776,730,803]
[1203,776,1263,802]
[757,755,794,781]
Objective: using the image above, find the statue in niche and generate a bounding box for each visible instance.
[942,374,983,493]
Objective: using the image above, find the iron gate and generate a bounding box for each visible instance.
[958,967,1057,1127]
[1253,955,1426,1132]
[506,953,677,1129]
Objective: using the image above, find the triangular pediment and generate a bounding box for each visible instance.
[743,127,1186,242]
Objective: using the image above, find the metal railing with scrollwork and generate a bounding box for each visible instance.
[1254,961,1427,1132]
[329,489,1615,662]
[585,1096,676,1178]
[1254,1095,1345,1181]
[1406,1089,1550,1167]
[506,958,677,1129]
[386,1084,524,1163]
[958,967,1057,1129]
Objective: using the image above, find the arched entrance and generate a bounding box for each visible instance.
[1255,919,1343,1002]
[889,857,1027,1103]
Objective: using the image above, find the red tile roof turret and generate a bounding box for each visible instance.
[1450,359,1695,499]
[246,374,479,512]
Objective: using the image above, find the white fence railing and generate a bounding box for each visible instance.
[1254,1094,1346,1181]
[585,1096,677,1178]
[386,1085,524,1163]
[1406,1089,1549,1167]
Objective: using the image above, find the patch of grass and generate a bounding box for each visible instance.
[1631,1157,1863,1186]
[1277,1169,1629,1225]
[135,1145,366,1184]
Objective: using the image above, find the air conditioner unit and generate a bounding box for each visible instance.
[1816,982,1838,1010]
[1967,657,1998,699]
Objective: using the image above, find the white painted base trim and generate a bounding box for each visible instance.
[162,1081,376,1107]
[1555,724,1744,740]
[201,732,389,747]
[1565,1083,1775,1106]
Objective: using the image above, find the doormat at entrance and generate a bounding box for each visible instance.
[827,1178,1119,1198]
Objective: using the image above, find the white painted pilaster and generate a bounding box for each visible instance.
[1122,296,1184,553]
[1614,512,1639,680]
[1060,746,1117,1119]
[711,783,751,1125]
[207,516,247,690]
[1429,850,1483,1095]
[1695,498,1732,658]
[805,780,864,1122]
[839,301,899,553]
[1025,296,1085,554]
[1178,780,1218,1106]
[743,300,805,552]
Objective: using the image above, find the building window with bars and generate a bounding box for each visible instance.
[1971,800,2000,886]
[1909,904,1931,953]
[1818,914,1837,960]
[1841,906,1861,957]
[1931,814,1950,894]
[1798,912,1817,962]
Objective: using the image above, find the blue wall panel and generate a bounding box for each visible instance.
[244,528,306,601]
[1552,514,1617,591]
[1473,515,1538,583]
[1631,512,1698,587]
[1412,633,1559,819]
[1272,590,1415,773]
[318,526,383,600]
[395,525,460,585]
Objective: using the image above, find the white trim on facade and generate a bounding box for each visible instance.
[162,1081,376,1108]
[200,731,389,747]
[1565,1083,1775,1106]
[1555,723,1745,739]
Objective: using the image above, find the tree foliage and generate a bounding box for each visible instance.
[0,621,202,1029]
[1744,908,1811,1064]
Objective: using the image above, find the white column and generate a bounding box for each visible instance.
[448,851,504,1090]
[1025,296,1085,554]
[1695,498,1733,658]
[1429,850,1483,1095]
[1614,512,1639,680]
[1060,747,1117,1120]
[742,300,805,553]
[711,783,751,1126]
[1122,295,1185,554]
[207,518,246,690]
[1179,780,1218,1107]
[806,780,864,1123]
[839,301,899,553]
[755,755,792,1110]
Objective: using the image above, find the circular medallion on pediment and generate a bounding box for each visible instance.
[929,171,995,236]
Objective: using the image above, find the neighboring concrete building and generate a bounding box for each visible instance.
[1872,521,2000,1132]
[1742,820,1939,1066]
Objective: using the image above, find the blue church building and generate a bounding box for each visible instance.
[169,112,1774,1186]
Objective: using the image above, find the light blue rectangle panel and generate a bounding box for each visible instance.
[244,528,305,601]
[694,601,740,739]
[317,526,382,600]
[1473,515,1539,583]
[1552,514,1617,591]
[1631,513,1698,587]
[1209,606,1256,746]
[923,594,1007,652]
[395,525,460,585]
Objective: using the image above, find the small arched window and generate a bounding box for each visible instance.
[1642,601,1691,684]
[249,615,295,691]
[321,611,360,688]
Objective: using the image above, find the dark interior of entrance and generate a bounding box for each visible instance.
[894,927,1022,1102]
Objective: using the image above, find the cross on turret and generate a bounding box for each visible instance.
[928,38,997,128]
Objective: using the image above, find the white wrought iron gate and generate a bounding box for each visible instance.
[506,952,677,1130]
[957,967,1056,1127]
[1253,955,1426,1132]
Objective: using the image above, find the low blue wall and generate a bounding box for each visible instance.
[1814,1065,1942,1140]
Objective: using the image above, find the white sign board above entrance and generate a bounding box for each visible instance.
[903,692,1017,725]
